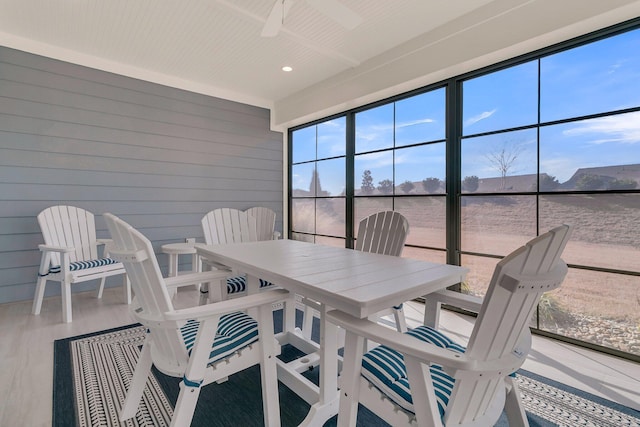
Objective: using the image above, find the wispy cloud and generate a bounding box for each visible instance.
[607,59,626,75]
[540,157,579,182]
[322,119,343,128]
[356,123,391,142]
[396,118,435,128]
[355,131,379,142]
[356,117,435,144]
[464,109,497,127]
[358,151,394,169]
[563,111,640,145]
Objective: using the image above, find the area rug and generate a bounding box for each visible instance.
[54,321,640,427]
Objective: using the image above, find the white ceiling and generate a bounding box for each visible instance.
[1,0,640,128]
[0,0,493,104]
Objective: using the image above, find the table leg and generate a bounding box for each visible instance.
[166,253,179,299]
[423,298,441,328]
[168,253,178,277]
[246,274,260,320]
[192,253,202,291]
[298,303,340,426]
[192,253,199,273]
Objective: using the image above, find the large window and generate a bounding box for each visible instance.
[459,27,640,358]
[353,88,448,263]
[289,21,640,360]
[290,117,346,245]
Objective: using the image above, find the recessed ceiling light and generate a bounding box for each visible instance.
[282,66,293,72]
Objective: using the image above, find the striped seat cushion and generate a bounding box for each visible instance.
[360,325,466,420]
[40,258,119,276]
[181,311,259,365]
[226,276,274,294]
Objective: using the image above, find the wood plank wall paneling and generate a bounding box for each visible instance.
[0,46,284,303]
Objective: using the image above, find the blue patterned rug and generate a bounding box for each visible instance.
[54,317,640,426]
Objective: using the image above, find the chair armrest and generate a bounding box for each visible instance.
[327,309,474,370]
[38,244,74,253]
[165,289,289,322]
[328,309,526,376]
[164,271,229,289]
[96,238,116,257]
[426,289,483,314]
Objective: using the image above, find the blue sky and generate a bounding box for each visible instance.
[293,28,640,194]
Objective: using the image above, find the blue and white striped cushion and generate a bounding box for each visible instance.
[39,258,119,276]
[226,276,274,294]
[180,311,259,365]
[360,325,466,420]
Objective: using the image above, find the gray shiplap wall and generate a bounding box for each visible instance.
[0,46,283,304]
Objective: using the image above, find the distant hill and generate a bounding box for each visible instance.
[468,164,640,192]
[561,164,640,190]
[292,163,640,196]
[476,173,538,192]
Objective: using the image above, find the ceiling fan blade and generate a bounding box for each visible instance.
[305,0,363,30]
[261,0,295,37]
[261,1,284,37]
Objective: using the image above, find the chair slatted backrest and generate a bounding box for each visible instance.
[444,225,571,425]
[202,208,259,244]
[246,207,277,241]
[355,211,409,256]
[104,213,188,371]
[38,206,99,266]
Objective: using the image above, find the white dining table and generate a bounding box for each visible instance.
[195,239,468,426]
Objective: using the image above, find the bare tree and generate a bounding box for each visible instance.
[486,141,524,190]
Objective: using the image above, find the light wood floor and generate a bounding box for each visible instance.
[1,286,638,427]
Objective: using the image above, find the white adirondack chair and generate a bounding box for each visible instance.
[299,210,410,339]
[200,208,275,302]
[246,206,281,240]
[356,210,410,332]
[328,224,572,427]
[201,208,299,350]
[32,205,131,323]
[104,213,287,427]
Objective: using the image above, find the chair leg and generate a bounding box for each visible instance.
[404,355,443,427]
[198,282,210,305]
[504,376,529,427]
[32,276,47,315]
[198,262,212,305]
[123,275,132,305]
[97,277,106,299]
[120,339,154,421]
[172,381,203,427]
[61,280,73,323]
[173,317,220,427]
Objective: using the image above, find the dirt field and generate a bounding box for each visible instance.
[293,195,640,354]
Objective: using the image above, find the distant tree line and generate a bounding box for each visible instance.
[360,170,447,194]
[575,175,638,191]
[308,169,638,197]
